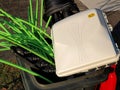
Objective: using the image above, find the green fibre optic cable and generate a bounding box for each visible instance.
[0,59,53,83]
[40,0,44,27]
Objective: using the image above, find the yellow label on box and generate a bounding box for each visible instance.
[88,13,95,18]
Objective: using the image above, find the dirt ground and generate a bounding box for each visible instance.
[0,0,29,90]
[0,51,24,90]
[0,0,120,90]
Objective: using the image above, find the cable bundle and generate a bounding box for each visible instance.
[44,0,79,24]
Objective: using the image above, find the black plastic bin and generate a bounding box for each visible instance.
[16,55,110,90]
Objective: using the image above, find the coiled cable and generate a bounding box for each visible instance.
[44,0,79,25]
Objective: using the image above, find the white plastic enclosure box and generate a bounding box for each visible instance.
[51,9,119,77]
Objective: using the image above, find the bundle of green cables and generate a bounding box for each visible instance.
[0,0,54,83]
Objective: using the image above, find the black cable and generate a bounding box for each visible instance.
[44,0,76,15]
[11,46,55,73]
[44,0,80,25]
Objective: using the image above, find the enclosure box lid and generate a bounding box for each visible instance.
[51,9,119,77]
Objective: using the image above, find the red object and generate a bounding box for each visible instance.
[99,65,117,90]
